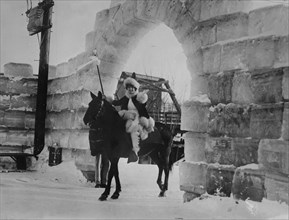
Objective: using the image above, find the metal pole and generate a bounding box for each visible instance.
[34,0,54,156]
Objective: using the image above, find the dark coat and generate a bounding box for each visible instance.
[112,95,149,119]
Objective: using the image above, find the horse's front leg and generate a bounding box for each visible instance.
[99,161,113,201]
[111,158,121,199]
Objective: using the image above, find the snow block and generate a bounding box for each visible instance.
[250,103,283,139]
[232,165,265,202]
[45,130,89,150]
[163,0,183,30]
[208,103,251,138]
[3,110,26,129]
[184,132,207,162]
[264,172,289,204]
[67,52,91,76]
[46,93,70,112]
[93,6,118,32]
[216,12,248,42]
[205,137,235,165]
[45,130,70,149]
[200,0,246,21]
[135,0,161,22]
[173,12,197,44]
[205,137,259,167]
[186,49,203,76]
[250,68,284,104]
[46,110,86,130]
[220,39,248,72]
[0,110,4,127]
[48,65,56,79]
[181,97,210,132]
[4,63,33,78]
[231,138,259,167]
[248,5,289,36]
[206,164,236,197]
[275,35,289,68]
[194,20,217,46]
[56,62,69,78]
[46,111,73,130]
[232,68,286,104]
[232,71,254,104]
[208,71,234,104]
[24,112,35,129]
[70,109,86,130]
[0,76,9,94]
[0,95,10,110]
[281,102,289,140]
[5,77,37,95]
[282,68,289,101]
[0,129,8,145]
[10,95,36,111]
[202,44,221,74]
[246,36,275,70]
[179,161,207,195]
[0,129,34,146]
[258,139,289,176]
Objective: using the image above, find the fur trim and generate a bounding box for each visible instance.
[123,77,140,90]
[139,116,155,133]
[119,110,136,120]
[136,91,148,104]
[147,117,155,132]
[126,119,139,133]
[139,117,149,128]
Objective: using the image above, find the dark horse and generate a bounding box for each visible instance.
[83,91,173,201]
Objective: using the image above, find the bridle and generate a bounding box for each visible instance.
[88,99,105,128]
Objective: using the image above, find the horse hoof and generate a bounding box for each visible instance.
[99,194,108,201]
[99,184,107,188]
[111,192,120,199]
[158,191,166,197]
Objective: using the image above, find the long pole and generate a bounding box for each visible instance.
[34,0,54,156]
[97,65,104,95]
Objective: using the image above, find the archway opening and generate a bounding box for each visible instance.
[124,24,191,104]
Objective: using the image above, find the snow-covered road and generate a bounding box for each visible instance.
[1,159,288,219]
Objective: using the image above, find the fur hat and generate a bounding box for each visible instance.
[123,72,140,90]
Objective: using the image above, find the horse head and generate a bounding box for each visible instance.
[83,91,105,128]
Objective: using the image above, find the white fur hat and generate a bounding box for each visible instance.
[123,73,140,90]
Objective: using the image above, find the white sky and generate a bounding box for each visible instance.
[0,0,191,101]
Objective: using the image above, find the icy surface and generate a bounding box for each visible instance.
[1,159,288,219]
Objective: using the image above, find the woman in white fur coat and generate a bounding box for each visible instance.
[112,73,155,163]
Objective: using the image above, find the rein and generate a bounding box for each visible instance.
[88,99,104,127]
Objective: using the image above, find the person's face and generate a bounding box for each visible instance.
[126,85,136,95]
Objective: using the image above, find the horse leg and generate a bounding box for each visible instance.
[163,147,171,191]
[99,159,114,201]
[100,153,110,187]
[149,150,165,196]
[94,154,101,188]
[158,146,172,197]
[111,158,121,199]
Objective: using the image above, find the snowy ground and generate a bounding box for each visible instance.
[1,159,288,220]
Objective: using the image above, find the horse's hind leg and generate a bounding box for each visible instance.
[111,158,121,199]
[163,147,171,191]
[149,150,165,196]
